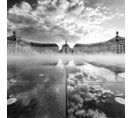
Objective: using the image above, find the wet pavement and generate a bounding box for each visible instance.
[8,65,66,118]
[7,59,125,118]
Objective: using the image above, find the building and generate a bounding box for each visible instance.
[102,31,125,53]
[30,42,59,53]
[7,31,59,54]
[60,41,72,53]
[7,31,31,54]
[8,31,125,54]
[74,31,125,54]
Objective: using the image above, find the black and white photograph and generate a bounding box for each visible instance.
[7,0,125,118]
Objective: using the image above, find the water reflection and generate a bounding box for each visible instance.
[7,59,125,118]
[66,62,125,118]
[8,65,66,118]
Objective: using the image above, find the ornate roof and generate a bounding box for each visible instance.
[74,31,125,47]
[107,36,125,43]
[7,34,16,41]
[62,41,70,48]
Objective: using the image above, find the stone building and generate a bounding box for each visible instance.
[102,31,125,53]
[60,41,72,53]
[30,42,59,53]
[8,31,125,54]
[74,31,125,54]
[7,31,30,54]
[7,31,59,54]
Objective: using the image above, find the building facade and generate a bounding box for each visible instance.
[30,42,59,53]
[60,41,72,53]
[7,31,31,55]
[74,31,125,54]
[7,31,59,54]
[8,31,125,54]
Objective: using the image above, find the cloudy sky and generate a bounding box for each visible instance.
[7,0,125,47]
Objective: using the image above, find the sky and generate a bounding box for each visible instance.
[7,0,125,47]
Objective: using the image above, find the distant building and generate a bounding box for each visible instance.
[74,31,125,54]
[7,31,59,54]
[30,42,59,53]
[60,41,72,53]
[7,31,125,55]
[7,31,30,54]
[7,31,17,41]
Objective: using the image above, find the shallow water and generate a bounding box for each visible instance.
[8,65,66,118]
[7,58,125,118]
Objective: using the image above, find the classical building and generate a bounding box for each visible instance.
[7,31,59,54]
[60,41,72,53]
[30,42,59,53]
[7,31,30,54]
[74,31,125,54]
[8,31,125,54]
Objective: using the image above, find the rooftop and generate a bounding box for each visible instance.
[30,42,59,47]
[74,31,125,47]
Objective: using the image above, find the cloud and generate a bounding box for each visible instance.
[78,27,125,44]
[7,0,124,44]
[16,25,80,43]
[86,109,108,118]
[8,13,38,26]
[8,2,38,28]
[7,1,81,43]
